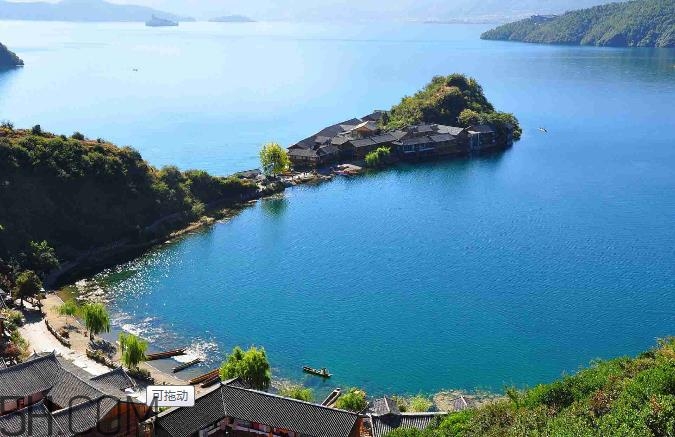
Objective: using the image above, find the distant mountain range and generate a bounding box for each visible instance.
[481,0,675,47]
[0,42,23,69]
[209,15,255,23]
[0,0,193,22]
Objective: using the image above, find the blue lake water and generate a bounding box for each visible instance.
[1,21,674,396]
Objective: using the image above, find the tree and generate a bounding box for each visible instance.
[27,240,59,276]
[259,142,290,176]
[279,385,313,402]
[13,270,42,307]
[220,345,272,390]
[31,124,42,135]
[119,332,148,369]
[81,302,110,341]
[335,388,367,412]
[71,132,85,140]
[458,109,481,127]
[57,299,79,328]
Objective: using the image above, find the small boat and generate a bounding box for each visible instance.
[303,366,331,378]
[321,388,341,406]
[539,127,548,133]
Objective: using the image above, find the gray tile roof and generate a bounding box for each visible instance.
[0,352,135,409]
[436,125,465,136]
[220,385,360,437]
[317,144,340,156]
[52,396,119,435]
[153,382,361,437]
[0,352,62,398]
[90,367,136,391]
[370,397,400,416]
[369,133,396,145]
[154,384,227,437]
[468,124,495,134]
[0,401,67,437]
[350,138,376,149]
[289,148,318,158]
[429,133,455,143]
[370,413,446,437]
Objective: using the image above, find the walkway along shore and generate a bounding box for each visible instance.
[19,294,190,388]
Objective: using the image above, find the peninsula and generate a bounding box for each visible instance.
[481,0,675,47]
[287,74,521,168]
[0,42,23,69]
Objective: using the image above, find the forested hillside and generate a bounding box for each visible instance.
[481,0,675,47]
[0,42,23,69]
[0,125,256,275]
[387,338,675,436]
[381,74,522,142]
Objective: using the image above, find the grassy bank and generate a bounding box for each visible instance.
[387,338,675,436]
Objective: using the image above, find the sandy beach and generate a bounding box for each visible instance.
[19,294,188,387]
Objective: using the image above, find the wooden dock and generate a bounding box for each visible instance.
[172,358,203,373]
[188,368,219,385]
[145,348,187,361]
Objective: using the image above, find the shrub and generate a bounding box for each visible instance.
[335,388,367,412]
[71,132,85,140]
[409,395,433,412]
[31,124,42,135]
[365,147,391,168]
[279,385,313,402]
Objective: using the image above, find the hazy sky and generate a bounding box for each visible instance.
[8,0,614,20]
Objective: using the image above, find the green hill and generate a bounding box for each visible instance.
[381,74,521,142]
[0,42,23,69]
[387,338,675,437]
[0,126,256,277]
[481,0,675,47]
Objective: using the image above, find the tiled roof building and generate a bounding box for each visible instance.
[149,380,363,437]
[0,352,148,437]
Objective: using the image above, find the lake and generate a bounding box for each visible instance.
[1,21,674,396]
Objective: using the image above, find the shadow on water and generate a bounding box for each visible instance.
[261,196,289,218]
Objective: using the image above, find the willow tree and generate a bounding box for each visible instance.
[57,299,79,328]
[259,142,290,176]
[81,302,110,341]
[220,346,271,390]
[119,332,148,369]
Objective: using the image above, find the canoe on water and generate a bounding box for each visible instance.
[303,366,331,378]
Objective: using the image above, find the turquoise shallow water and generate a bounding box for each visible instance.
[1,21,674,395]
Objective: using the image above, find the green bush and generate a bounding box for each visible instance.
[279,385,313,402]
[365,147,391,168]
[335,388,367,412]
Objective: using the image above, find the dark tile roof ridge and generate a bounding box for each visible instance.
[50,394,117,416]
[90,366,136,390]
[223,384,362,417]
[153,381,225,419]
[51,357,115,404]
[0,350,58,373]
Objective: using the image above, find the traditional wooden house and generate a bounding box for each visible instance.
[0,352,149,436]
[467,125,497,151]
[146,380,365,437]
